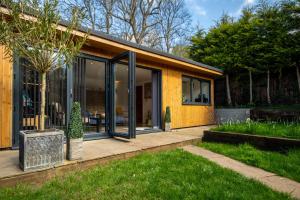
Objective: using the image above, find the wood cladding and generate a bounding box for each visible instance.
[162,67,215,129]
[0,46,12,148]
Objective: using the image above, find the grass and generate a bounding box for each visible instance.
[212,121,300,139]
[200,142,300,182]
[216,104,300,110]
[0,150,292,200]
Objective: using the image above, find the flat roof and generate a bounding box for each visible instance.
[0,4,223,75]
[72,22,223,74]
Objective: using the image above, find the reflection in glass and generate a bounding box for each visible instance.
[136,67,152,130]
[73,58,106,134]
[201,81,210,103]
[114,63,129,133]
[192,79,201,103]
[182,77,191,103]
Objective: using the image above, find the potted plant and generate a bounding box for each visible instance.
[67,102,84,160]
[0,0,87,171]
[146,110,152,126]
[164,106,171,131]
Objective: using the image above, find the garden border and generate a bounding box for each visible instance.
[203,130,300,151]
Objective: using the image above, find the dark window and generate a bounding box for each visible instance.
[182,77,191,103]
[19,58,67,131]
[182,76,211,105]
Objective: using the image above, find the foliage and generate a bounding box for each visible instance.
[165,106,171,123]
[171,44,190,59]
[67,102,83,139]
[200,142,300,182]
[212,121,300,139]
[0,0,88,130]
[0,150,292,199]
[189,0,300,105]
[0,0,87,73]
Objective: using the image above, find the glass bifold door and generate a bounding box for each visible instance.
[14,51,163,146]
[73,51,136,139]
[13,51,136,147]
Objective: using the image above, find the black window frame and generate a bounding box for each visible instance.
[182,75,211,106]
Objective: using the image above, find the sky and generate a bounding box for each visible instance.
[184,0,272,31]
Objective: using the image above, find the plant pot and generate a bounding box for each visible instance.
[165,122,171,132]
[67,138,83,160]
[19,129,64,171]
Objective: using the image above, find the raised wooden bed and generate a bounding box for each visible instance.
[203,130,300,151]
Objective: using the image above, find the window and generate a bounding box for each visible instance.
[182,76,211,105]
[182,77,191,103]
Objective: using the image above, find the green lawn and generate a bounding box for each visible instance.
[212,121,300,139]
[200,142,300,182]
[0,150,292,200]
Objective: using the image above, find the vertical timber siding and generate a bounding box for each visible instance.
[0,46,12,148]
[162,67,215,129]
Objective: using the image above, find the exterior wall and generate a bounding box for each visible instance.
[161,67,215,129]
[0,45,216,148]
[0,46,12,148]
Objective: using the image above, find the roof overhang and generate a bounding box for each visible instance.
[0,6,223,77]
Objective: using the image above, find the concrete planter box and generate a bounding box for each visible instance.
[19,129,64,171]
[203,130,300,151]
[215,108,251,124]
[67,138,83,160]
[165,123,171,132]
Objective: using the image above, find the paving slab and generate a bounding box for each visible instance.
[182,145,300,199]
[0,126,210,187]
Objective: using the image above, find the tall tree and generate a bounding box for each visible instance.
[113,0,162,45]
[158,0,191,53]
[190,15,240,106]
[236,8,259,105]
[280,0,300,94]
[62,0,99,30]
[255,1,282,104]
[98,0,117,34]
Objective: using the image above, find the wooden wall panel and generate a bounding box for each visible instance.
[162,67,215,129]
[0,46,12,148]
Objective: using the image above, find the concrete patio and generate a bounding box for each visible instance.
[0,126,210,187]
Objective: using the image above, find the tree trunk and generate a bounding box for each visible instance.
[267,70,271,105]
[40,73,46,131]
[249,70,253,105]
[297,65,300,94]
[225,74,232,106]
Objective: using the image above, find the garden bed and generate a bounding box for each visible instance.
[199,142,300,183]
[203,130,300,151]
[212,121,300,139]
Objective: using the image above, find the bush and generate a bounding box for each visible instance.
[165,106,171,123]
[67,102,83,139]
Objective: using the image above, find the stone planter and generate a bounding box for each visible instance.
[215,108,251,124]
[165,122,171,132]
[67,138,83,160]
[19,129,64,171]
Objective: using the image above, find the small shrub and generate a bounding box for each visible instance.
[67,102,83,139]
[165,106,171,123]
